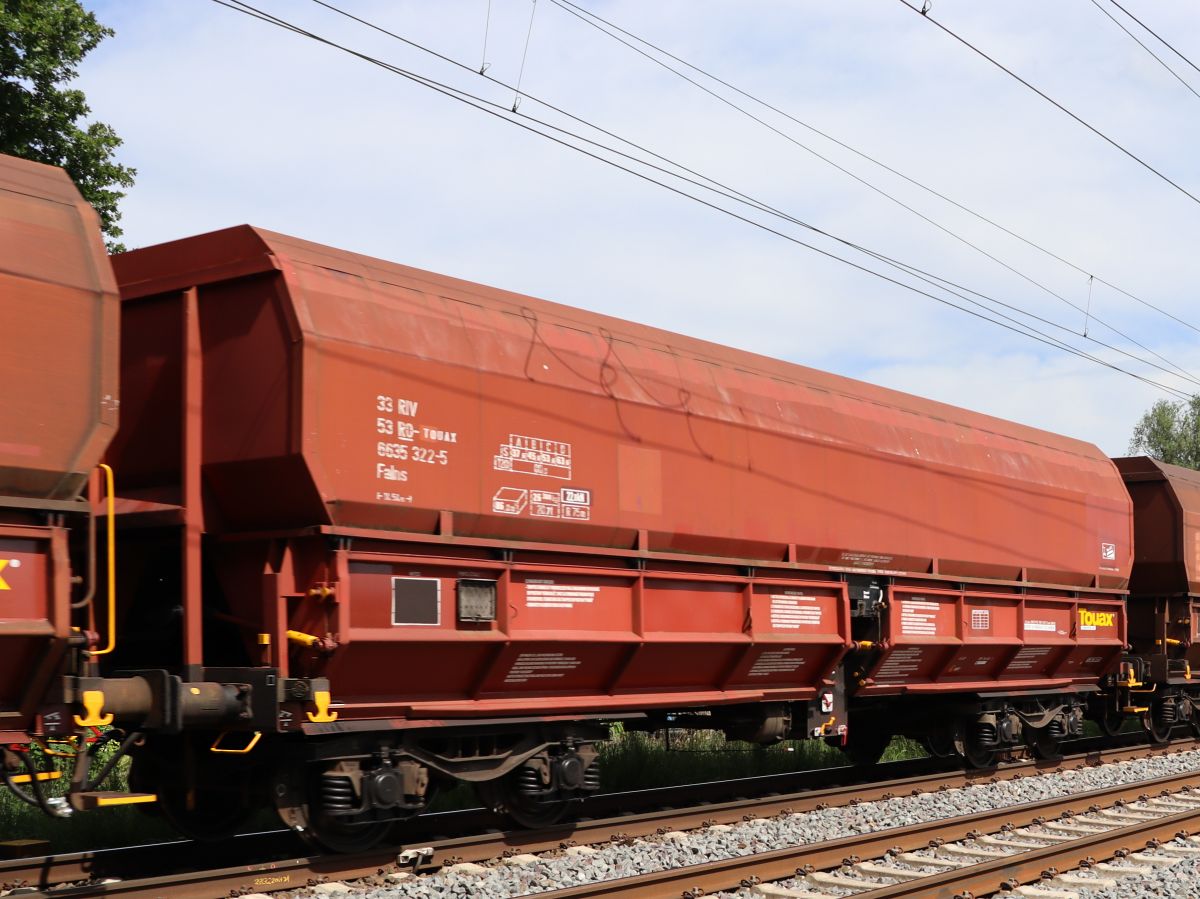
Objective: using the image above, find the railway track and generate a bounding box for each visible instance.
[4,735,1196,898]
[526,765,1200,898]
[0,751,956,892]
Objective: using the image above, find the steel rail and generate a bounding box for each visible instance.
[7,738,1199,898]
[0,752,954,888]
[522,767,1200,899]
[855,807,1200,898]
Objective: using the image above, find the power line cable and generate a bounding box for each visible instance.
[1106,0,1200,78]
[1088,0,1200,101]
[895,0,1200,208]
[307,0,1199,389]
[554,0,1200,338]
[513,0,538,111]
[220,0,1198,400]
[210,0,1196,401]
[479,0,492,74]
[548,0,1198,385]
[548,2,1073,309]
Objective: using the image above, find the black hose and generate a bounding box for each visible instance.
[86,731,141,791]
[24,752,52,813]
[2,750,57,815]
[0,765,43,809]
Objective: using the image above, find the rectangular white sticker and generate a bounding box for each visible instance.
[769,594,822,629]
[503,652,581,683]
[1008,645,1053,670]
[875,646,924,679]
[747,648,806,677]
[900,598,939,635]
[525,580,600,609]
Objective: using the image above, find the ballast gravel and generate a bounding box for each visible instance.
[1074,846,1200,899]
[288,749,1200,899]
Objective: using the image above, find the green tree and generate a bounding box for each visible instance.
[1129,396,1200,469]
[0,0,135,251]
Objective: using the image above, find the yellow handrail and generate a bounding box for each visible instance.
[89,463,117,657]
[210,731,262,754]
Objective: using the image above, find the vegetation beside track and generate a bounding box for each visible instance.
[0,742,176,852]
[2,728,925,852]
[594,726,925,791]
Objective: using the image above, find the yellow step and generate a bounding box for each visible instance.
[75,791,157,809]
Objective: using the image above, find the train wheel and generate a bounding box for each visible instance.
[1097,707,1126,738]
[129,745,256,841]
[272,763,396,854]
[954,722,998,769]
[1143,712,1172,746]
[1027,727,1063,760]
[960,741,998,769]
[922,725,957,759]
[158,789,255,841]
[840,728,891,767]
[475,771,571,829]
[303,811,394,854]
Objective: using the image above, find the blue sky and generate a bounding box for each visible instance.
[81,1,1200,454]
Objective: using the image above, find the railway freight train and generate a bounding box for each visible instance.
[3,152,1199,851]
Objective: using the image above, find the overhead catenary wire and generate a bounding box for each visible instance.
[209,0,1196,402]
[304,0,1200,392]
[895,0,1200,209]
[553,0,1200,339]
[1088,0,1200,101]
[546,0,1199,387]
[215,0,1197,401]
[479,0,492,74]
[1106,0,1200,78]
[512,0,538,111]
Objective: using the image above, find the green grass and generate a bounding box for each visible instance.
[0,742,179,852]
[4,727,926,852]
[429,726,926,811]
[593,726,925,792]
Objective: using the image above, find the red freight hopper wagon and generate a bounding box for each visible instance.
[96,222,1131,833]
[0,155,119,743]
[1114,456,1200,740]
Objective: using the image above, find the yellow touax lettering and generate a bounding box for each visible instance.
[0,558,9,591]
[1079,608,1116,628]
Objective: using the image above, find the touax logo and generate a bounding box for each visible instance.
[1079,608,1116,629]
[0,558,18,591]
